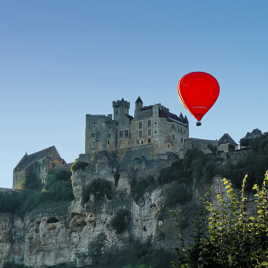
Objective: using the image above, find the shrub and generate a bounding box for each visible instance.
[171,171,268,268]
[0,167,73,215]
[3,264,29,268]
[71,160,89,173]
[83,178,113,204]
[44,168,74,202]
[24,168,42,190]
[110,209,131,234]
[89,232,107,265]
[164,182,192,207]
[221,135,268,191]
[130,175,157,203]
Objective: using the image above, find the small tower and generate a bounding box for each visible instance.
[112,98,130,121]
[134,96,143,117]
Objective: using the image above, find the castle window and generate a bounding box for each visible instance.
[148,129,151,136]
[139,121,142,129]
[155,121,157,125]
[168,144,170,148]
[148,138,151,143]
[141,140,144,144]
[107,140,110,145]
[125,130,129,138]
[119,130,123,138]
[172,134,175,140]
[148,120,151,127]
[139,130,142,138]
[154,130,157,134]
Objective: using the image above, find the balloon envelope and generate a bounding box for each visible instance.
[178,72,220,122]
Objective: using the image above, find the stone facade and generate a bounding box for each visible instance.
[13,146,65,190]
[85,97,189,158]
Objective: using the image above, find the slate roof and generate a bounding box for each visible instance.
[141,105,153,111]
[159,110,188,124]
[244,129,262,139]
[135,96,143,104]
[14,146,59,171]
[218,133,237,145]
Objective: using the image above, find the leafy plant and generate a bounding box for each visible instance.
[171,171,268,268]
[83,178,113,204]
[71,160,89,172]
[164,182,192,207]
[110,208,131,234]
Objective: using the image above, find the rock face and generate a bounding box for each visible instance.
[0,151,205,268]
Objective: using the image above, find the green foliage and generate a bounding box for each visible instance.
[158,148,218,188]
[3,264,29,268]
[164,182,192,207]
[221,135,268,190]
[123,264,152,268]
[71,160,89,172]
[107,238,175,268]
[0,167,73,215]
[129,175,157,203]
[110,208,131,234]
[172,172,268,268]
[25,168,42,190]
[89,232,107,265]
[83,178,113,204]
[44,168,74,202]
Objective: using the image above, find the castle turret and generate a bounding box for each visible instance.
[112,98,130,121]
[134,96,143,117]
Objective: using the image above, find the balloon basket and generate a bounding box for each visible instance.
[196,121,201,126]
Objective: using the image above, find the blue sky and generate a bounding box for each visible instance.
[1,1,268,188]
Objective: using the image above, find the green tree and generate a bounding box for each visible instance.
[171,172,268,268]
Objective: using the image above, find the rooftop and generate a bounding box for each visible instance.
[14,146,59,171]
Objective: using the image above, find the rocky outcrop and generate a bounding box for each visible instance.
[0,151,206,267]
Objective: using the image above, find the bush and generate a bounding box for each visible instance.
[89,232,107,265]
[3,264,29,268]
[130,175,157,203]
[172,172,268,268]
[44,168,74,202]
[220,135,268,191]
[164,182,192,207]
[0,167,73,215]
[83,178,113,204]
[71,160,89,172]
[110,209,131,234]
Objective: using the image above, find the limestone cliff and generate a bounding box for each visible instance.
[0,148,228,268]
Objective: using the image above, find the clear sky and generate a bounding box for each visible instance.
[1,1,268,188]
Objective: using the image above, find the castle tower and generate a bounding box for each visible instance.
[112,98,130,121]
[134,96,143,117]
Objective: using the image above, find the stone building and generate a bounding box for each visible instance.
[218,133,238,152]
[85,97,189,157]
[13,146,65,190]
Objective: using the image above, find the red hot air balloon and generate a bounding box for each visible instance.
[177,72,220,126]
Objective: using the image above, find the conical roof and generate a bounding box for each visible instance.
[218,133,237,145]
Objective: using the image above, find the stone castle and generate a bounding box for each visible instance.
[13,96,242,189]
[85,97,189,156]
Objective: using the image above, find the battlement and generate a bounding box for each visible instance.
[112,98,130,108]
